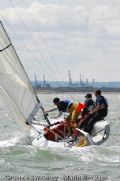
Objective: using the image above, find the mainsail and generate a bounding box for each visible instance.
[0,21,40,124]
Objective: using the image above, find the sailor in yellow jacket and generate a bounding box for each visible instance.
[51,98,84,135]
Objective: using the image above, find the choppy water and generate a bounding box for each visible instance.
[0,92,120,181]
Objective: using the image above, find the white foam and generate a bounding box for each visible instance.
[0,134,28,147]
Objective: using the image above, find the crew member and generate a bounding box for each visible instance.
[82,93,95,115]
[83,90,108,134]
[52,97,84,135]
[79,93,95,128]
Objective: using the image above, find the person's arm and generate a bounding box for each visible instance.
[46,107,58,113]
[89,105,101,114]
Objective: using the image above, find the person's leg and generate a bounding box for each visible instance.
[79,113,93,129]
[70,109,80,133]
[84,114,102,134]
[68,104,80,133]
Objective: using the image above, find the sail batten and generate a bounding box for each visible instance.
[0,21,39,123]
[0,43,12,52]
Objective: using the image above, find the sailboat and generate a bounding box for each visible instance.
[0,21,110,149]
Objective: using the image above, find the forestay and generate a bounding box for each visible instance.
[0,21,40,124]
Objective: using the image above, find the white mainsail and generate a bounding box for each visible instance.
[0,21,40,125]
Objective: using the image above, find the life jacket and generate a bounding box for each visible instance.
[58,100,72,112]
[76,102,85,113]
[84,99,95,111]
[96,95,108,116]
[64,100,71,107]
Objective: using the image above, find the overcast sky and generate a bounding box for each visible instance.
[0,0,120,82]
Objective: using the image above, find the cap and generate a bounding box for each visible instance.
[85,93,92,98]
[53,97,60,103]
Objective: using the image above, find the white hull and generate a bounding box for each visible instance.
[29,119,110,149]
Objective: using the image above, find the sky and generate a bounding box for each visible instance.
[0,0,120,82]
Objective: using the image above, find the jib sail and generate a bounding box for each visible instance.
[0,21,40,124]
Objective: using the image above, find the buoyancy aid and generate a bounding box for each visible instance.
[96,95,108,116]
[84,99,95,111]
[57,100,72,112]
[76,102,85,113]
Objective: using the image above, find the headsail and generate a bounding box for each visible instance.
[0,21,40,124]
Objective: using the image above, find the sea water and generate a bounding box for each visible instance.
[0,92,120,181]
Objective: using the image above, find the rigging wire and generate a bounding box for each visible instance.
[8,0,73,93]
[1,1,80,102]
[8,0,61,84]
[0,21,36,108]
[21,0,66,82]
[1,19,51,120]
[0,15,59,86]
[19,1,81,102]
[1,18,66,126]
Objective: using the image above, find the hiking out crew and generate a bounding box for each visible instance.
[79,93,95,128]
[83,90,108,134]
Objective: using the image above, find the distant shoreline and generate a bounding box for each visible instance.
[35,88,120,94]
